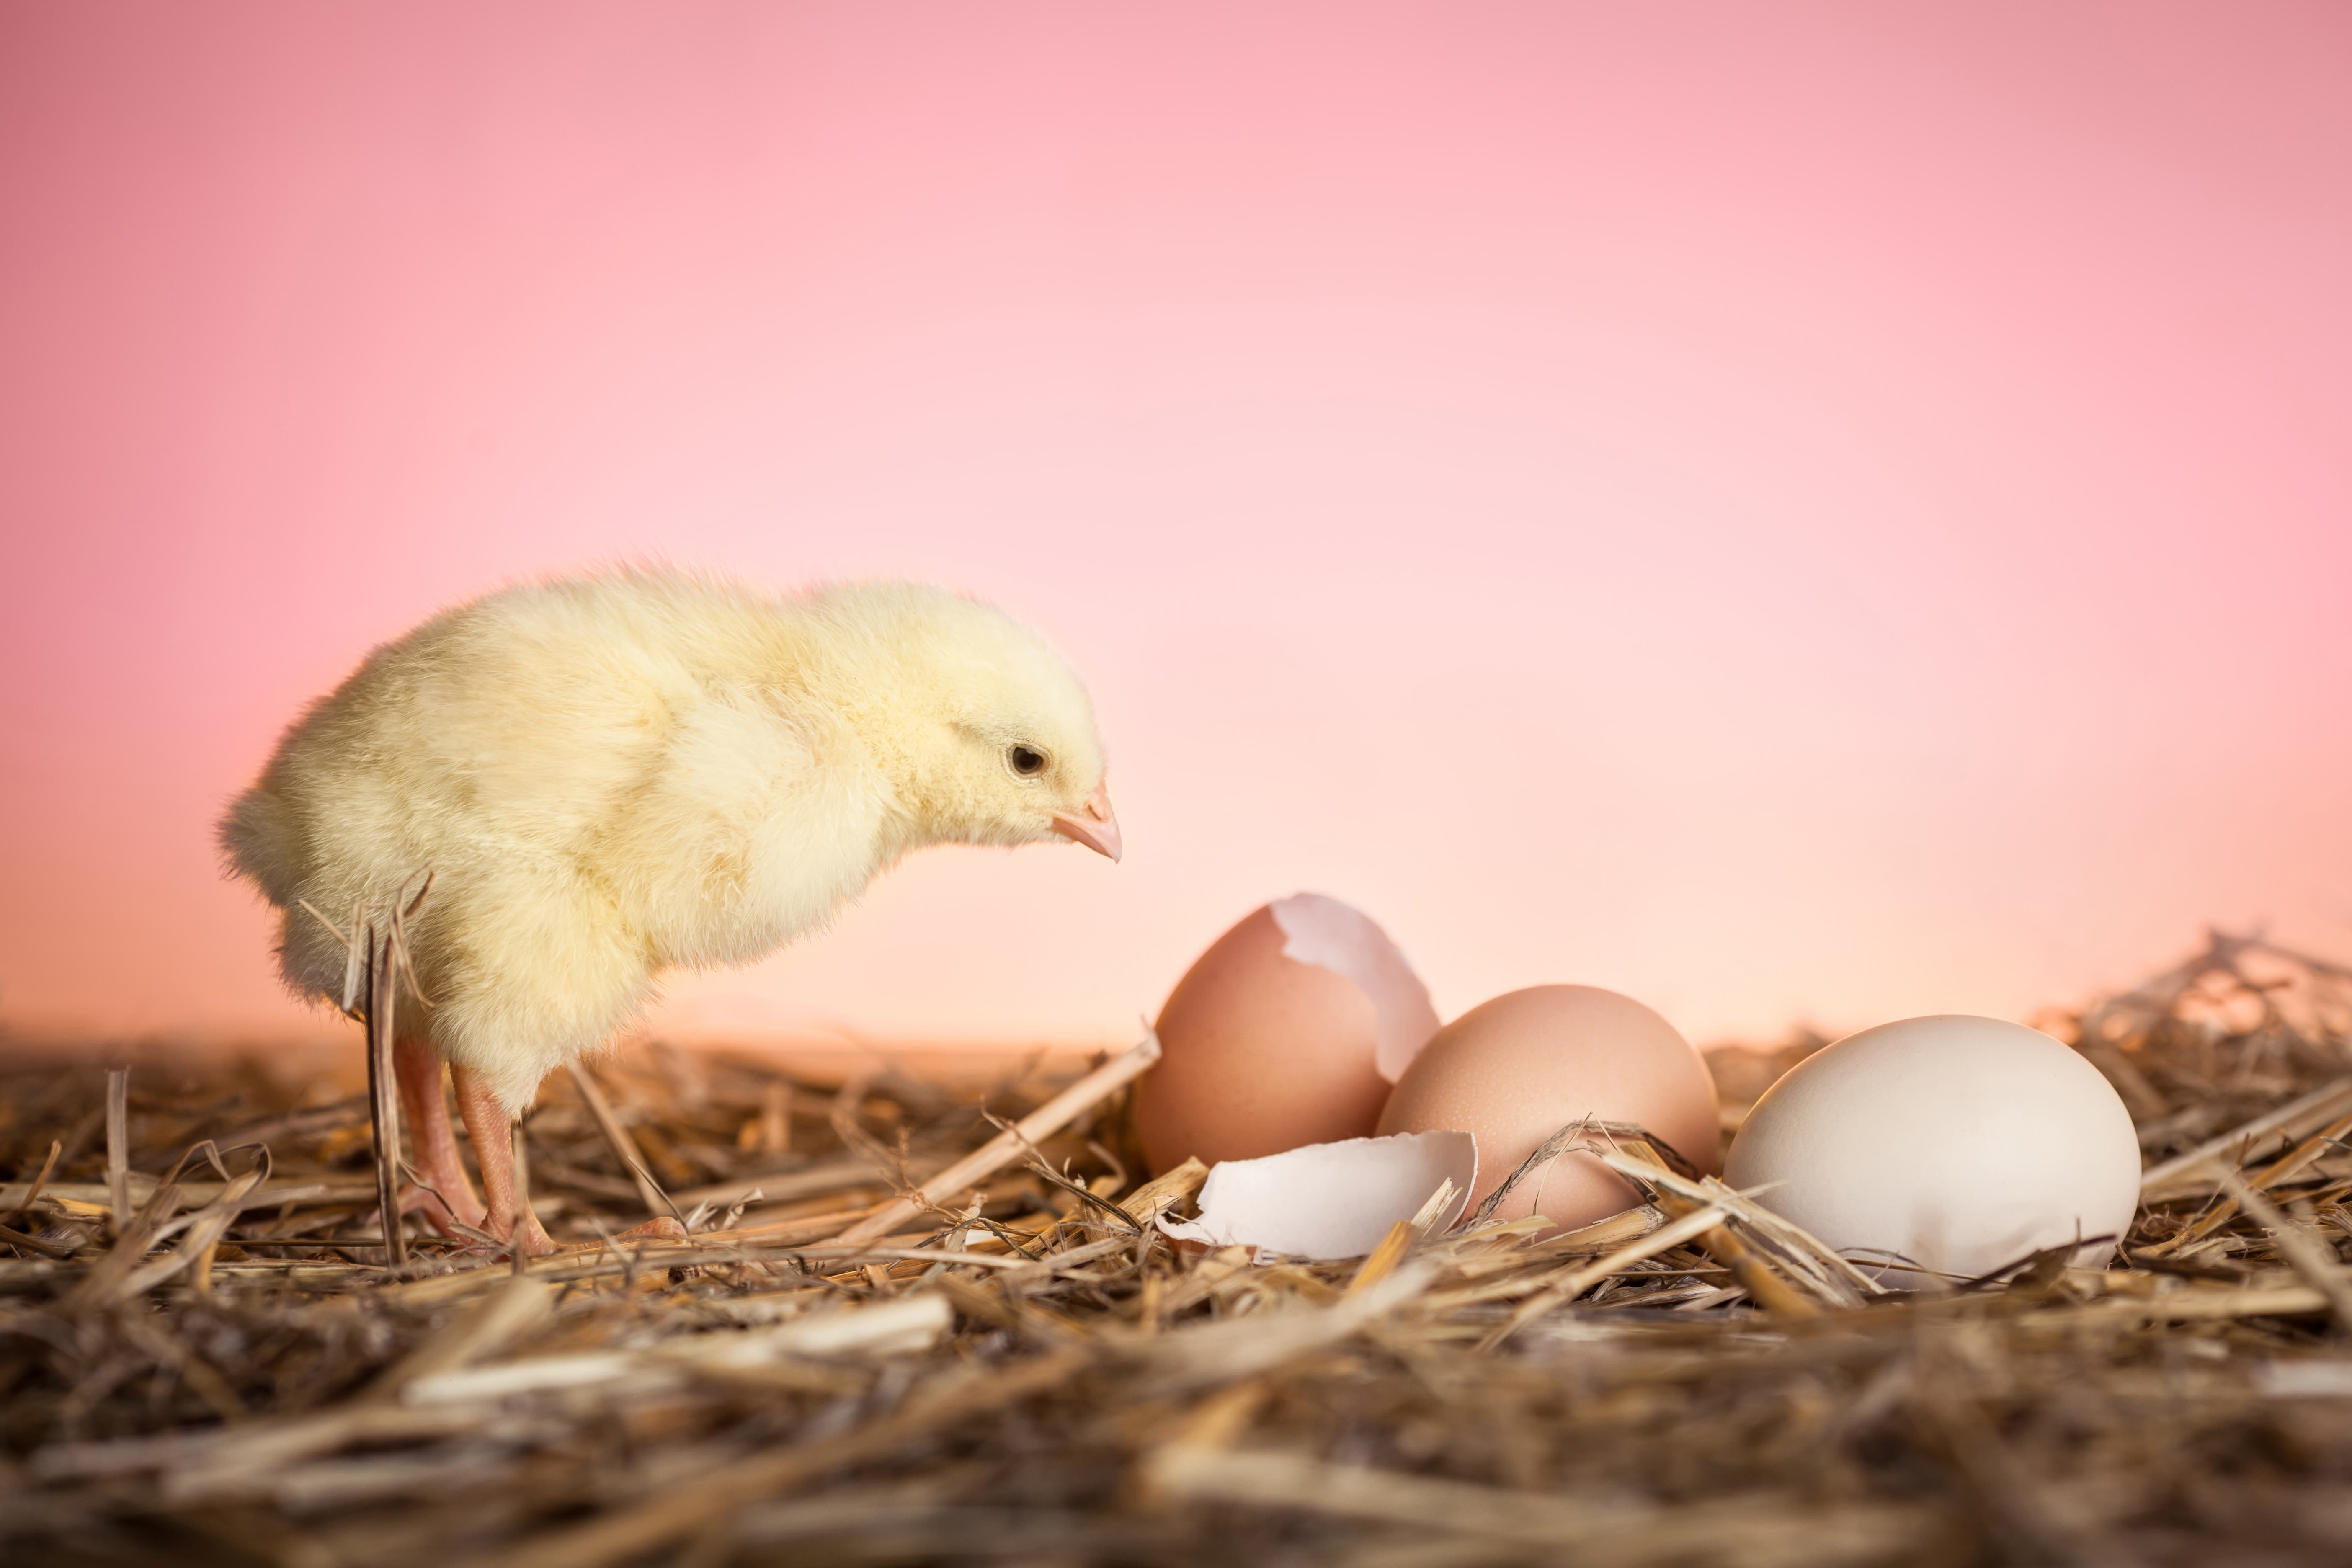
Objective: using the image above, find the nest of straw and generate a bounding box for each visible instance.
[5,930,2352,1566]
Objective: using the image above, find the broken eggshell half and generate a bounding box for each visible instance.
[1158,1129,1478,1260]
[1134,893,1442,1172]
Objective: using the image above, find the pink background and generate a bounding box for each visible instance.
[4,4,2349,1056]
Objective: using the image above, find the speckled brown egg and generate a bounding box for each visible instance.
[1135,896,1438,1173]
[1375,985,1718,1232]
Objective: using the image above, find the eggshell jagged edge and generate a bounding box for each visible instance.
[1270,892,1441,1082]
[1158,1130,1478,1260]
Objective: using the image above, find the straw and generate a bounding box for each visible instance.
[2,928,2350,1564]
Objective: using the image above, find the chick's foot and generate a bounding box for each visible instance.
[451,1063,560,1259]
[480,1204,559,1258]
[396,1181,486,1240]
[395,1034,485,1228]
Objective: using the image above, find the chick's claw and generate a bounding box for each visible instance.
[483,1206,559,1259]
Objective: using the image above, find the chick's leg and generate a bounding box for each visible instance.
[394,1035,485,1235]
[451,1064,557,1258]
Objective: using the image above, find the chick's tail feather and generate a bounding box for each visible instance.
[218,784,351,1008]
[217,784,300,901]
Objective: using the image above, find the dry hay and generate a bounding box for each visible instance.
[4,929,2352,1567]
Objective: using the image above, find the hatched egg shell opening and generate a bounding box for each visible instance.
[1135,895,1440,1173]
[1157,1130,1477,1259]
[1269,892,1442,1083]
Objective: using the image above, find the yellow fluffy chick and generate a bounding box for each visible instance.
[221,570,1120,1253]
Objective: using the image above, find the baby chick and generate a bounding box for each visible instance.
[221,570,1121,1254]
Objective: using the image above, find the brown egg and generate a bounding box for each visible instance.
[1376,985,1718,1231]
[1135,895,1439,1172]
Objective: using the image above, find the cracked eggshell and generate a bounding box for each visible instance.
[1376,985,1719,1233]
[1135,894,1441,1173]
[1159,1130,1477,1259]
[1724,1015,2141,1287]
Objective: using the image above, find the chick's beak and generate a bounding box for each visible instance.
[1050,784,1122,862]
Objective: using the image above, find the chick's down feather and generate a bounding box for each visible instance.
[221,571,1119,1112]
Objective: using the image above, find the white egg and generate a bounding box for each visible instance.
[1723,1015,2141,1287]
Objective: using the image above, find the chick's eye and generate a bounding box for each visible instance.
[1007,744,1048,777]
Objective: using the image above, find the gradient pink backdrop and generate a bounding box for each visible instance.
[4,3,2349,1056]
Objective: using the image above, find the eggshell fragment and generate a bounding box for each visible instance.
[1158,1130,1477,1259]
[1269,893,1443,1081]
[1136,894,1440,1172]
[1724,1015,2141,1286]
[1376,985,1719,1233]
